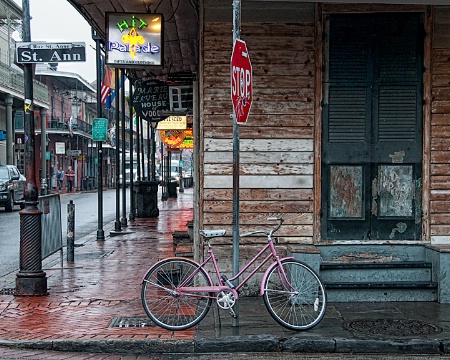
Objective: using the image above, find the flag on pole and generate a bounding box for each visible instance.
[105,70,127,109]
[105,68,117,109]
[101,65,113,105]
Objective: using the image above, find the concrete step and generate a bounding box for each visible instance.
[321,261,437,302]
[320,261,432,283]
[325,285,438,302]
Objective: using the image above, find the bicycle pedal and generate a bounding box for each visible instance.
[229,311,237,318]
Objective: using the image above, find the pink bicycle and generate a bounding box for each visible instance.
[141,217,327,331]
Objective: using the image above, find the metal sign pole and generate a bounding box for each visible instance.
[93,29,104,241]
[232,0,241,328]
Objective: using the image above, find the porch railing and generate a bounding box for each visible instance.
[15,115,93,139]
[0,61,49,105]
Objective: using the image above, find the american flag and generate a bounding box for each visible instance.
[101,67,113,105]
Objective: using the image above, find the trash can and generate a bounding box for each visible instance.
[183,176,193,188]
[82,177,89,190]
[134,180,160,217]
[168,181,177,198]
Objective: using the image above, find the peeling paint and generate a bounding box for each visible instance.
[334,252,401,263]
[389,222,407,239]
[389,151,406,163]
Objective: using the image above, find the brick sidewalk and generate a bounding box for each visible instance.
[0,189,195,344]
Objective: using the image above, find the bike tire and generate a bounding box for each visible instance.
[263,259,327,331]
[141,258,213,331]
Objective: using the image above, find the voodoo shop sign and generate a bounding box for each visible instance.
[133,80,170,122]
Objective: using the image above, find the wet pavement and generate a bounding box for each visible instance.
[1,187,450,357]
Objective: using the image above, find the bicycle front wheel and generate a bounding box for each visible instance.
[263,259,326,331]
[141,258,213,331]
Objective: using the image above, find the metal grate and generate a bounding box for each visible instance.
[0,288,15,295]
[346,319,441,337]
[75,251,113,260]
[109,316,155,328]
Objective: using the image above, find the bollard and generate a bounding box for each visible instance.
[67,200,75,261]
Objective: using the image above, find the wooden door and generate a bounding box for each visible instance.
[321,13,424,240]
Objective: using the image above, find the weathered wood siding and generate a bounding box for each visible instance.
[430,6,450,243]
[200,2,316,280]
[200,3,450,260]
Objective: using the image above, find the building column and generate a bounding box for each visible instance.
[5,94,13,165]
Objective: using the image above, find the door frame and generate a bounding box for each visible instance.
[313,3,433,243]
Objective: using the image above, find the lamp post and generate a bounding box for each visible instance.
[16,0,47,296]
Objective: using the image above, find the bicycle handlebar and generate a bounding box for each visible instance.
[240,217,284,238]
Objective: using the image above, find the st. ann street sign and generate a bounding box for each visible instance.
[15,42,86,63]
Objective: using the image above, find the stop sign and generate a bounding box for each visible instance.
[231,39,252,124]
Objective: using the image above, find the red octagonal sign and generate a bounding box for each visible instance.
[231,39,252,124]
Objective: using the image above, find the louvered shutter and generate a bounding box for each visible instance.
[322,13,423,240]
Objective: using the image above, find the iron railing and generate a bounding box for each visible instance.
[0,61,49,105]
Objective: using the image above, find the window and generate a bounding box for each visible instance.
[169,86,193,112]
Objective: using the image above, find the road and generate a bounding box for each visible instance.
[0,188,128,281]
[0,348,447,360]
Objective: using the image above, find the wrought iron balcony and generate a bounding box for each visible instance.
[15,115,93,139]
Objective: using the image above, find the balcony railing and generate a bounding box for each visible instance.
[15,115,93,139]
[0,61,49,105]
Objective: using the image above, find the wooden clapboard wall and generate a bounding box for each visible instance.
[200,2,316,275]
[430,6,450,244]
[199,2,450,267]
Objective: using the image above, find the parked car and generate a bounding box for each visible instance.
[0,164,26,212]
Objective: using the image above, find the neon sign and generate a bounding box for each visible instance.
[106,13,163,67]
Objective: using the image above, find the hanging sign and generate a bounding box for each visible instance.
[177,129,194,149]
[133,80,170,122]
[156,116,187,130]
[106,13,163,67]
[159,130,185,147]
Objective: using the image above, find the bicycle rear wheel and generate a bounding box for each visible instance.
[263,259,326,330]
[141,258,213,331]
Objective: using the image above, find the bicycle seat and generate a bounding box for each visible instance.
[199,229,226,238]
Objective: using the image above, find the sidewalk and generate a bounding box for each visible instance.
[1,187,450,357]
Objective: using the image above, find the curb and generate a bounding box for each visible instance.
[0,336,446,356]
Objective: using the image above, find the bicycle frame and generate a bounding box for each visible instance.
[171,236,295,300]
[141,217,327,332]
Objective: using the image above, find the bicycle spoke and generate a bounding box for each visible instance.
[141,258,213,330]
[263,260,326,330]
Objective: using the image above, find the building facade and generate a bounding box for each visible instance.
[199,2,450,303]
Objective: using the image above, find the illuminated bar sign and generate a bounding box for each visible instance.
[106,12,163,67]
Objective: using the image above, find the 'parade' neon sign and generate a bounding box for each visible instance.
[106,13,163,67]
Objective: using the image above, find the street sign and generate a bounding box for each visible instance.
[67,150,81,156]
[16,42,86,63]
[92,118,108,141]
[231,39,252,124]
[55,142,65,154]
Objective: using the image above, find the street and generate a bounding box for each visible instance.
[0,188,128,283]
[0,348,448,360]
